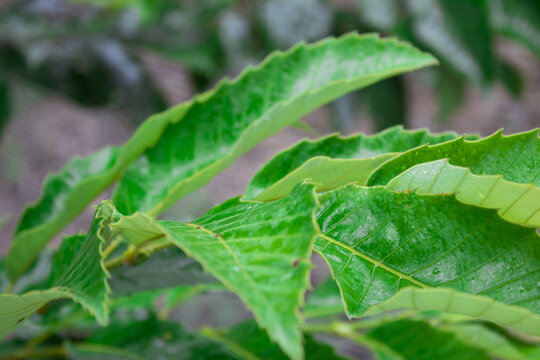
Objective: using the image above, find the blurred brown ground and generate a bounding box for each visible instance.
[0,40,539,254]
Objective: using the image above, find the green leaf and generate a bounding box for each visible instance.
[65,317,235,360]
[406,0,493,85]
[366,319,491,360]
[202,320,351,360]
[315,185,540,336]
[111,33,437,216]
[7,101,192,281]
[245,126,460,201]
[0,203,115,340]
[386,159,540,227]
[490,0,540,57]
[367,129,540,187]
[108,183,319,360]
[8,33,436,282]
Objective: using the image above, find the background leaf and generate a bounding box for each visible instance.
[363,77,405,131]
[0,74,9,140]
[490,0,540,57]
[406,0,493,85]
[437,65,465,122]
[65,317,235,360]
[496,58,524,98]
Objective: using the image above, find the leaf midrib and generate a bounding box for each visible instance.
[317,233,426,288]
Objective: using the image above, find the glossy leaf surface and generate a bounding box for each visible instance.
[109,183,319,360]
[386,159,540,227]
[368,129,540,187]
[245,127,459,201]
[0,204,115,340]
[315,185,540,335]
[112,34,437,216]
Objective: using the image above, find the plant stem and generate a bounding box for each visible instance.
[102,237,122,260]
[302,310,415,334]
[103,236,172,270]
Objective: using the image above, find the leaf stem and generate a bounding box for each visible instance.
[103,237,173,270]
[102,237,123,260]
[302,310,415,333]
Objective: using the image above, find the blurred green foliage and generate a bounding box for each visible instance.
[0,0,539,135]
